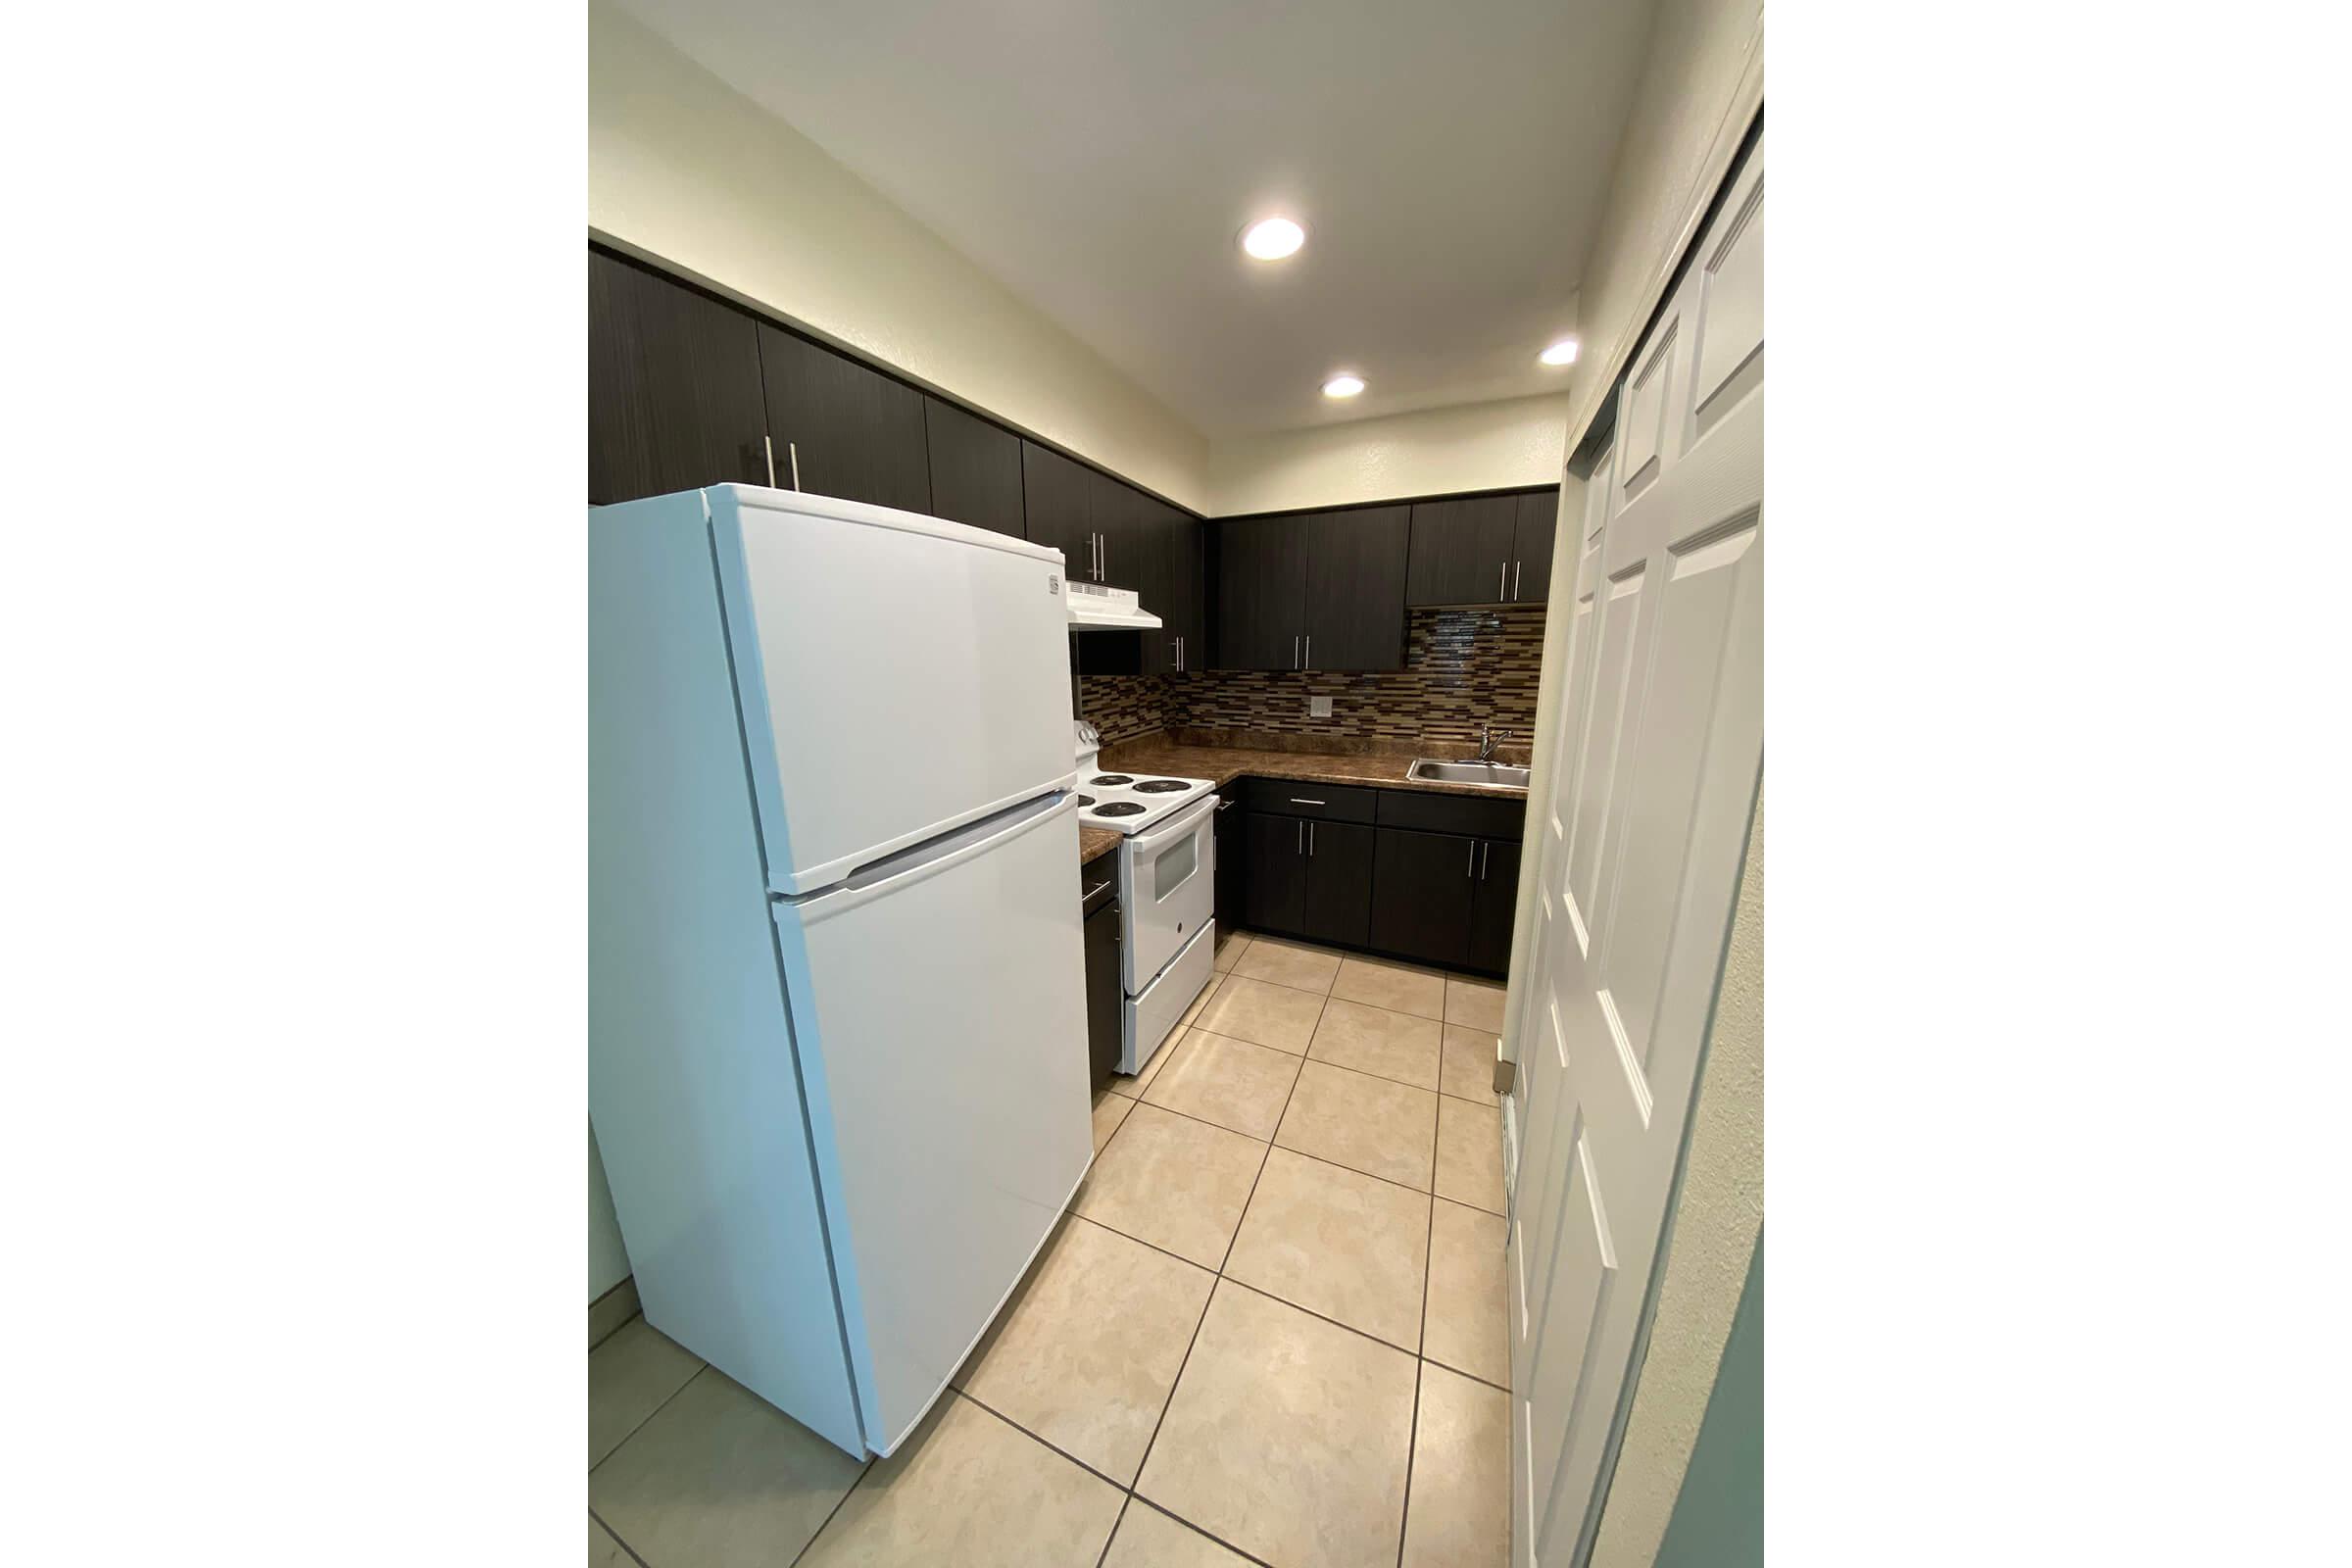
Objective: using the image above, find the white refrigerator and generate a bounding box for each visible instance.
[589,483,1092,1457]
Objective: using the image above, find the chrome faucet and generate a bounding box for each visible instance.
[1478,724,1514,761]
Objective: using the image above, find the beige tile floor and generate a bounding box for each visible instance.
[587,930,1512,1568]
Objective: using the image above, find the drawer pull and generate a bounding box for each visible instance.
[1289,797,1326,806]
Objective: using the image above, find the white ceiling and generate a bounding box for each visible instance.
[612,0,1658,439]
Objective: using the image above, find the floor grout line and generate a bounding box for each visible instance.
[588,1357,710,1480]
[588,1505,656,1568]
[1397,1032,1449,1568]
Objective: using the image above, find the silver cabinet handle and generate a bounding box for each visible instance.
[1498,561,1508,602]
[788,441,801,490]
[1480,842,1491,879]
[1308,821,1316,856]
[763,435,776,488]
[1215,798,1237,812]
[1513,561,1523,600]
[1298,820,1304,854]
[1293,634,1300,669]
[1303,634,1311,668]
[1081,879,1112,900]
[1289,798,1325,806]
[1467,842,1477,876]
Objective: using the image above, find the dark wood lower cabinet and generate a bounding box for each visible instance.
[1213,801,1244,933]
[1241,810,1305,934]
[1369,826,1482,967]
[1299,819,1375,948]
[1238,810,1378,951]
[1081,871,1122,1091]
[1468,837,1521,973]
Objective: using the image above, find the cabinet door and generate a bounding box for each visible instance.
[1303,506,1411,670]
[1021,441,1095,580]
[1510,488,1560,605]
[588,251,768,506]
[1467,837,1520,973]
[1168,503,1205,673]
[1133,498,1203,674]
[1405,494,1521,607]
[758,323,931,513]
[1213,516,1311,670]
[1084,896,1124,1090]
[1090,467,1145,592]
[1241,811,1306,935]
[1369,826,1477,967]
[1301,818,1376,949]
[1213,801,1243,931]
[924,398,1024,537]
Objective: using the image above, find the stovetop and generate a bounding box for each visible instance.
[1075,770,1216,835]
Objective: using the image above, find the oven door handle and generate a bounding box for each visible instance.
[1128,794,1217,856]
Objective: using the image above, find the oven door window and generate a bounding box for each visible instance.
[1152,830,1200,902]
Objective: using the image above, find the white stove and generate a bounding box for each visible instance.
[1076,771,1217,835]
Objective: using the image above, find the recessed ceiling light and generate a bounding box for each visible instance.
[1322,373,1365,399]
[1241,217,1307,261]
[1540,337,1581,367]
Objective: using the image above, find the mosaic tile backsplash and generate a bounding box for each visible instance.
[1079,605,1544,750]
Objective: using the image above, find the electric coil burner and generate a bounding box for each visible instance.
[1073,771,1215,834]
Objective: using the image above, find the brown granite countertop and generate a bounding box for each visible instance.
[1097,727,1535,801]
[1078,824,1124,867]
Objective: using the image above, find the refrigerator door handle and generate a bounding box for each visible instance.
[793,792,1078,920]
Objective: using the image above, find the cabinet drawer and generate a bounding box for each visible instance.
[1375,789,1528,841]
[1234,777,1380,824]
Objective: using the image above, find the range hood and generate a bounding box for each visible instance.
[1064,579,1163,631]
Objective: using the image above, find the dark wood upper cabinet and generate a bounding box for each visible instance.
[1212,516,1313,670]
[1133,497,1204,674]
[1406,495,1522,607]
[1020,441,1094,579]
[1302,506,1410,671]
[757,323,931,514]
[1510,488,1560,604]
[922,397,1024,538]
[588,251,769,506]
[1168,501,1205,673]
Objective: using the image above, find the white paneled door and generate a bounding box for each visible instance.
[1509,135,1763,1567]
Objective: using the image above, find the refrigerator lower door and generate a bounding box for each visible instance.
[773,789,1092,1454]
[710,484,1079,897]
[1123,918,1215,1076]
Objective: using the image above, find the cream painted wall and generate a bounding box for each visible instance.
[1207,394,1573,516]
[1589,804,1763,1568]
[588,0,1209,511]
[1559,0,1764,451]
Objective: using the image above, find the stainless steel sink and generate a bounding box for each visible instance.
[1407,759,1532,790]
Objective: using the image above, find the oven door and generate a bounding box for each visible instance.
[1119,794,1217,993]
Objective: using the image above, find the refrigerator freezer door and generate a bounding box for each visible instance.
[772,789,1093,1454]
[710,484,1078,896]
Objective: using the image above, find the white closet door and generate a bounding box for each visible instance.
[1510,135,1763,1567]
